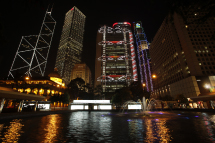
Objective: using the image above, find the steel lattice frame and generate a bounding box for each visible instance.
[8,10,56,78]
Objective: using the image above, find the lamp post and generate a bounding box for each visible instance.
[152,74,158,99]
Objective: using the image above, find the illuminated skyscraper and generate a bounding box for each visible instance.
[95,22,137,92]
[55,6,86,85]
[8,9,56,78]
[133,21,153,92]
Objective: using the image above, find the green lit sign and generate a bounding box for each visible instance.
[136,23,140,28]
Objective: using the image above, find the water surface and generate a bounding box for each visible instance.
[0,111,215,143]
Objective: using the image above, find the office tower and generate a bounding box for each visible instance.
[133,21,153,92]
[150,8,215,100]
[55,6,86,85]
[8,9,56,78]
[70,63,91,85]
[95,22,137,92]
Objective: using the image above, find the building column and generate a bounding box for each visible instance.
[18,100,24,112]
[34,101,38,111]
[0,98,5,113]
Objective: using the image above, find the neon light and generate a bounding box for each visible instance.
[71,8,74,11]
[133,21,153,91]
[112,22,131,27]
[129,32,138,81]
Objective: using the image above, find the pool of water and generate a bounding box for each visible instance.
[0,111,215,143]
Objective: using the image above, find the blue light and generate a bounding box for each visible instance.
[127,119,132,121]
[178,114,181,115]
[195,116,199,117]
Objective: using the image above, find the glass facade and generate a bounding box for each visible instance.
[55,6,86,85]
[96,22,137,92]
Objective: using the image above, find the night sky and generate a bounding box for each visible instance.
[0,0,169,80]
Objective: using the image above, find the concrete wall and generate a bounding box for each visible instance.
[170,76,200,98]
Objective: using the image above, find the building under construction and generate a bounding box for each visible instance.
[95,22,137,92]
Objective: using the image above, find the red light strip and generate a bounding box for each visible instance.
[112,22,131,27]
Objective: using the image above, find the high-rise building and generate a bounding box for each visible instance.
[55,6,86,85]
[8,9,56,78]
[133,21,153,92]
[70,63,91,85]
[95,22,137,92]
[150,8,215,100]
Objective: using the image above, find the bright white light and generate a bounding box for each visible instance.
[204,84,211,89]
[128,105,141,109]
[71,105,84,110]
[73,100,110,104]
[85,105,88,110]
[94,105,97,110]
[99,105,112,110]
[38,104,50,109]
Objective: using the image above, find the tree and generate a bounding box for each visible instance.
[111,87,133,107]
[94,85,103,99]
[60,92,70,104]
[129,81,150,101]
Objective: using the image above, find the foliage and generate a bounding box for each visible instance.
[129,81,150,101]
[111,87,133,106]
[175,94,188,103]
[94,85,103,99]
[49,92,70,104]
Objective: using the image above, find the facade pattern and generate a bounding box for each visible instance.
[95,22,137,92]
[133,22,153,91]
[8,10,56,78]
[55,6,86,85]
[150,7,215,98]
[70,63,91,85]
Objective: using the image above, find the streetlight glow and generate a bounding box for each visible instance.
[152,74,156,78]
[142,83,146,87]
[25,76,29,80]
[204,84,211,89]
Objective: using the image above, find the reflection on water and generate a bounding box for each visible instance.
[43,114,59,143]
[1,119,23,143]
[203,113,215,142]
[67,112,112,142]
[145,119,171,143]
[0,111,214,142]
[128,119,144,142]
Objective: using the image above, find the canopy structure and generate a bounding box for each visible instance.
[0,87,45,101]
[190,95,215,102]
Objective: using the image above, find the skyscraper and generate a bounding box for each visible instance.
[70,63,91,85]
[55,6,86,85]
[95,22,137,92]
[150,8,215,100]
[133,21,153,92]
[8,9,56,78]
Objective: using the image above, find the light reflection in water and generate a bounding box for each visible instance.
[145,118,171,142]
[1,119,23,143]
[128,119,144,142]
[67,112,112,142]
[203,114,215,142]
[43,114,59,143]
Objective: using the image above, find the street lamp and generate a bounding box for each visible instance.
[152,74,156,79]
[142,83,146,87]
[25,76,30,80]
[204,84,211,89]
